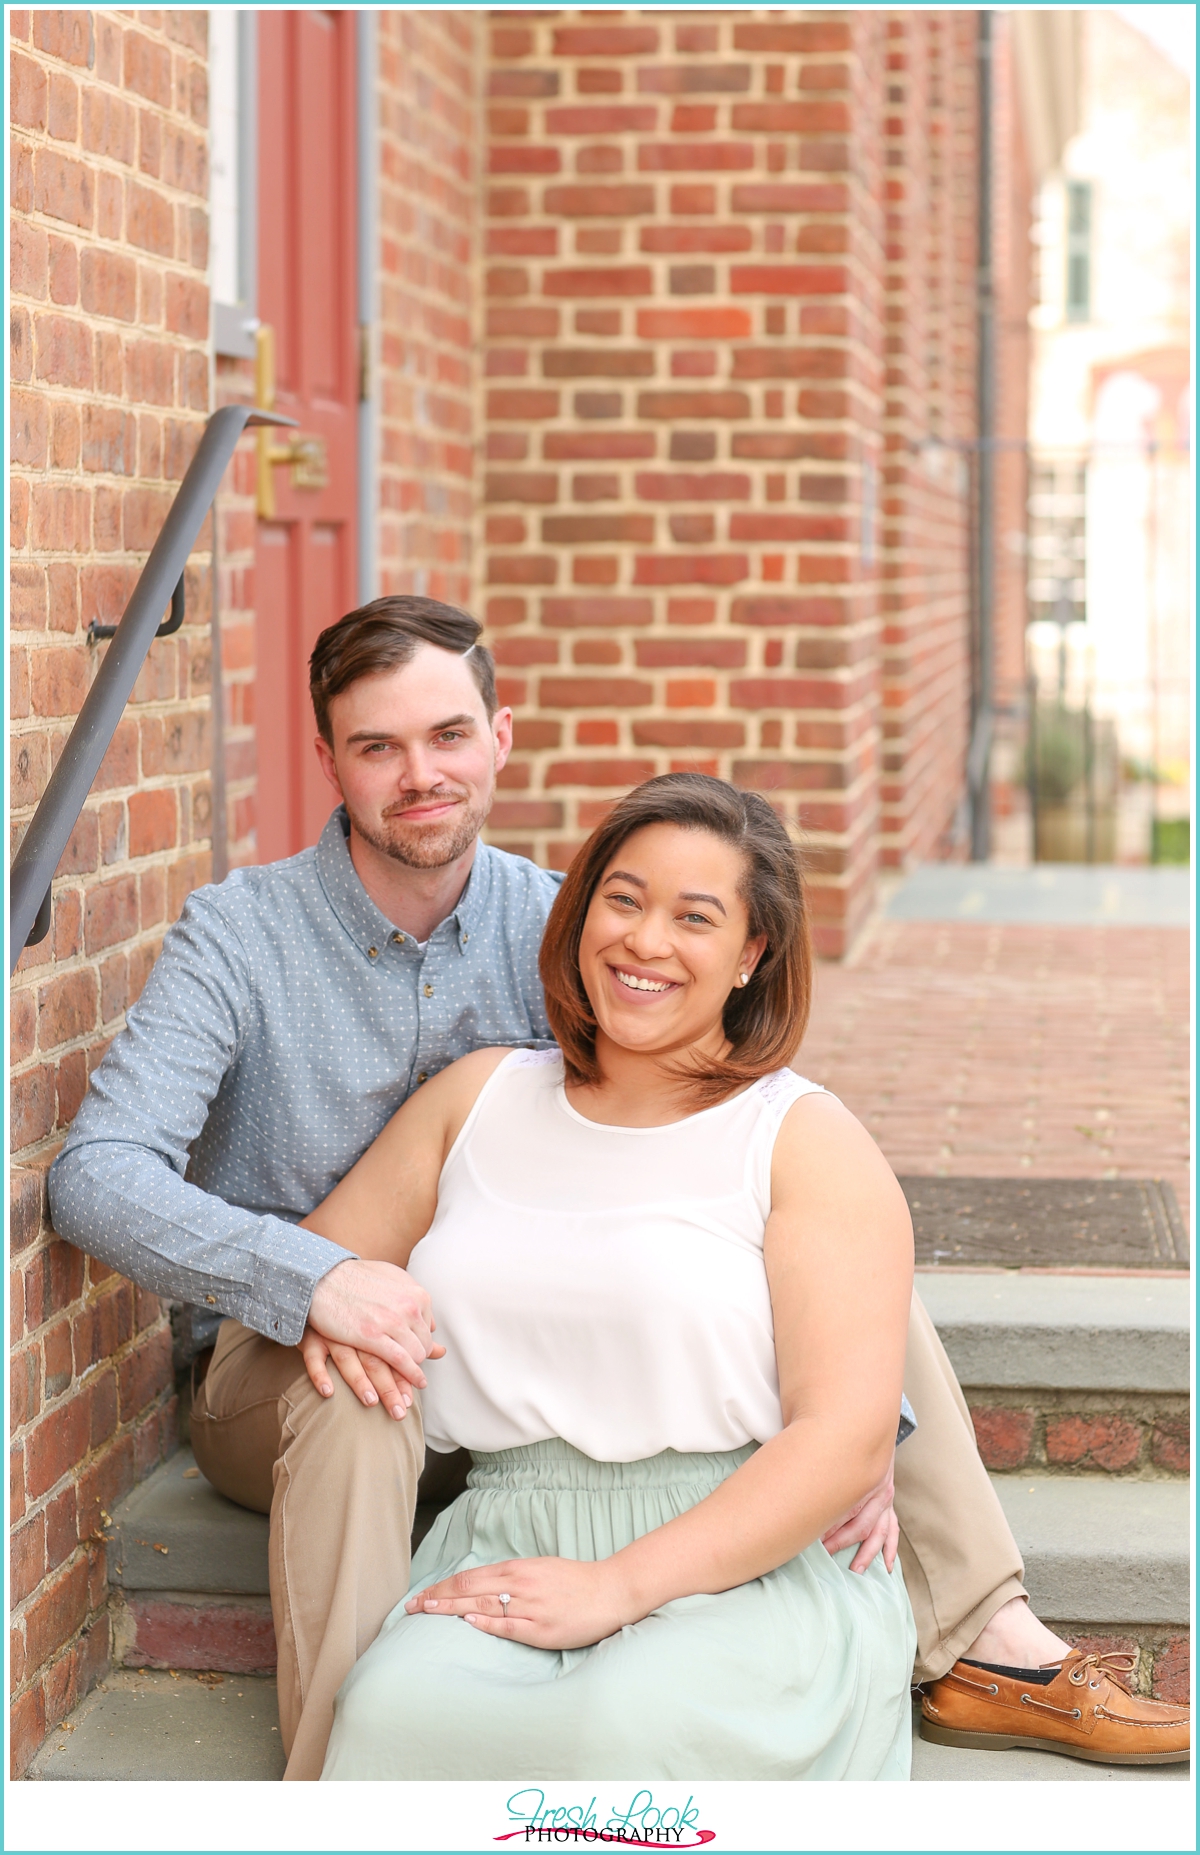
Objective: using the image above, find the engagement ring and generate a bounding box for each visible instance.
[499,1593,511,1616]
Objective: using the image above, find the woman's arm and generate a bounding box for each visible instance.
[301,1046,512,1266]
[297,1048,512,1413]
[410,1091,913,1645]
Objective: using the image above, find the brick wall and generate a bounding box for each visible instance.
[478,8,981,954]
[9,6,211,1775]
[376,9,479,604]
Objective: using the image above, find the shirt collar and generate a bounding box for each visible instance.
[314,806,493,955]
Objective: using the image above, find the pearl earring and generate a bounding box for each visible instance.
[740,972,750,986]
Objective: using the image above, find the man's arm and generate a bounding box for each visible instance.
[48,891,354,1347]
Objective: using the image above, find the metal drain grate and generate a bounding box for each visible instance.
[900,1178,1189,1270]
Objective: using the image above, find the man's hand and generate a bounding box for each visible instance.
[306,1257,446,1396]
[820,1450,899,1575]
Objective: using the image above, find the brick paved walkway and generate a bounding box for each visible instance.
[801,920,1191,1218]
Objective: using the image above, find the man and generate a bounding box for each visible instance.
[51,596,1178,1778]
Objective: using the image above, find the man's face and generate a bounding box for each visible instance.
[314,645,513,871]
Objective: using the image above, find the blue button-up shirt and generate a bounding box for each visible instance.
[50,808,563,1348]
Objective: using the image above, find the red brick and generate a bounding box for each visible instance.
[79,247,138,322]
[23,1556,89,1674]
[489,801,564,830]
[637,391,749,420]
[546,759,655,788]
[546,106,656,135]
[1152,1636,1189,1704]
[732,184,849,213]
[543,350,654,379]
[488,71,559,99]
[489,145,560,174]
[36,969,99,1050]
[485,470,558,503]
[33,148,94,229]
[83,876,139,955]
[733,22,851,53]
[544,184,656,218]
[552,27,659,56]
[12,1064,55,1151]
[47,68,79,140]
[969,1406,1035,1471]
[33,313,93,389]
[544,432,655,460]
[635,472,751,502]
[1045,1415,1143,1472]
[632,720,745,749]
[10,1683,47,1780]
[638,307,752,340]
[730,267,848,296]
[1150,1419,1189,1474]
[732,101,849,133]
[128,788,178,857]
[544,267,653,298]
[11,49,47,129]
[123,29,172,107]
[539,678,653,710]
[634,554,748,586]
[123,1595,278,1675]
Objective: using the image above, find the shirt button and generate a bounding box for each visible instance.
[392,933,404,945]
[367,946,379,960]
[423,983,434,998]
[417,1071,428,1084]
[205,1295,216,1305]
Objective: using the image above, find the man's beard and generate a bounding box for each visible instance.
[346,785,492,871]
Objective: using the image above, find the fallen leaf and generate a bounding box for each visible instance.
[182,1467,200,1480]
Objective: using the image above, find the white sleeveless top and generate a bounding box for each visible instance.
[408,1049,825,1460]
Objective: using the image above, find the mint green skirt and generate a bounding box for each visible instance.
[322,1439,915,1781]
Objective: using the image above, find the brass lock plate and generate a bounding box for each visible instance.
[289,434,329,491]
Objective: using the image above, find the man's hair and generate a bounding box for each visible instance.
[539,772,813,1110]
[309,595,498,744]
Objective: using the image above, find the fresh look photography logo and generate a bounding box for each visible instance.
[495,1789,715,1847]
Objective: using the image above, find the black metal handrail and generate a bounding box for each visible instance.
[10,402,294,973]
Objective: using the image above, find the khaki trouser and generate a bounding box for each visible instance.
[190,1292,1025,1780]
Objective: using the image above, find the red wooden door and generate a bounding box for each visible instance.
[255,9,359,863]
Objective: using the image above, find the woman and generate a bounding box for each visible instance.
[306,773,916,1780]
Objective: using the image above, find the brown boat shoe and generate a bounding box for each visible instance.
[920,1648,1190,1765]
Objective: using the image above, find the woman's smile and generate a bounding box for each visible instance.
[607,962,683,999]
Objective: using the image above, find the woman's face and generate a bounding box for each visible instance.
[577,823,768,1061]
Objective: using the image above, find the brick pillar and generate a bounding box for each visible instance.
[479,8,924,956]
[9,7,211,1775]
[376,9,480,604]
[877,11,977,866]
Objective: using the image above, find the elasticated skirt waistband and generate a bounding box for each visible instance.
[466,1435,758,1494]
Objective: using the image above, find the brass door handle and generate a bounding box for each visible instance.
[255,326,329,517]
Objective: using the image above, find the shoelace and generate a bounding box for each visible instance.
[1066,1651,1137,1692]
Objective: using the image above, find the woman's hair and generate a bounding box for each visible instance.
[539,772,813,1109]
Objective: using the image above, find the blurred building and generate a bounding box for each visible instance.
[1023,9,1191,862]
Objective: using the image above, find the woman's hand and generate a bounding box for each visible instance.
[404,1557,631,1651]
[299,1324,415,1422]
[820,1449,899,1574]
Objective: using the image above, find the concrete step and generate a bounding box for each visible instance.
[993,1474,1190,1626]
[28,1670,284,1780]
[918,1269,1190,1477]
[917,1271,1190,1394]
[28,1674,1187,1782]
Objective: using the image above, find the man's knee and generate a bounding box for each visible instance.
[281,1367,426,1484]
